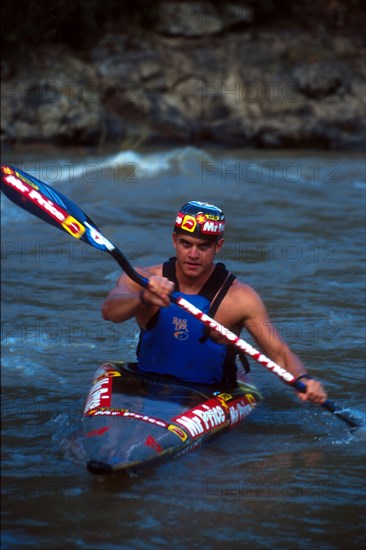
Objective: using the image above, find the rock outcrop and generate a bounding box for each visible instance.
[1,2,365,150]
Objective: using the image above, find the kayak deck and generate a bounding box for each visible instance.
[82,362,262,474]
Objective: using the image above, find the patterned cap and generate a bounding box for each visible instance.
[174,201,225,240]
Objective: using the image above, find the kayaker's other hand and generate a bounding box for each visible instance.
[142,276,175,307]
[298,378,328,405]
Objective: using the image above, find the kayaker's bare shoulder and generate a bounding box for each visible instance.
[227,278,263,304]
[115,264,163,290]
[218,278,268,326]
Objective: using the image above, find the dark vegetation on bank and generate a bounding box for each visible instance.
[2,0,365,54]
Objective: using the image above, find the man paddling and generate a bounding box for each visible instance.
[102,201,327,404]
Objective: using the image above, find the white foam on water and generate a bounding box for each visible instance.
[352,180,366,189]
[44,145,215,182]
[1,147,215,227]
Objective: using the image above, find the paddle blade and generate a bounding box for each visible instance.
[322,400,362,429]
[1,164,115,253]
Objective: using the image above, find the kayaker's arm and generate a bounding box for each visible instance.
[228,282,328,404]
[102,286,147,323]
[101,265,174,324]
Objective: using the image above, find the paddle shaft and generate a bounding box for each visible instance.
[1,164,359,428]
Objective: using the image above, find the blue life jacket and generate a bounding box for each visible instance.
[136,258,249,387]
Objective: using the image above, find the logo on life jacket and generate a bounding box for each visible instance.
[173,317,189,340]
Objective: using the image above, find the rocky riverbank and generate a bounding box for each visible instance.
[1,2,365,150]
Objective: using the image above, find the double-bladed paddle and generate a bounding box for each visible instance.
[0,164,360,428]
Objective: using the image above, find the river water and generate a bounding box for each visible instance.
[1,145,365,549]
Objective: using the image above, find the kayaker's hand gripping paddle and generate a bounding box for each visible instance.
[0,164,360,429]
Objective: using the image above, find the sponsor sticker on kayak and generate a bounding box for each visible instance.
[94,363,122,383]
[85,407,169,429]
[227,394,257,426]
[84,376,112,414]
[86,426,110,438]
[172,399,227,439]
[168,424,188,442]
[145,435,163,454]
[120,411,168,428]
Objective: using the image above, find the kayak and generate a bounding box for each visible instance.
[82,362,262,475]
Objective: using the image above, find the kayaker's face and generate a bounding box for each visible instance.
[172,233,224,278]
